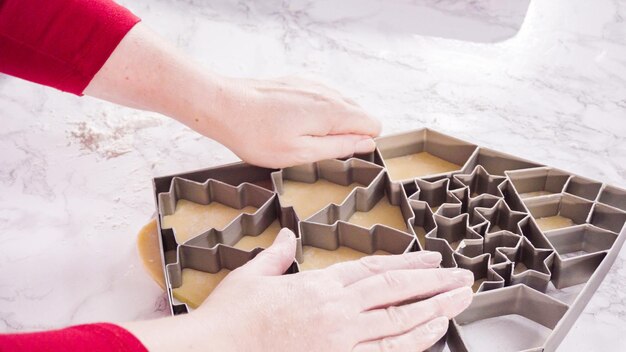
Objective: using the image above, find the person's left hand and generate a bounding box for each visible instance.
[196,76,382,168]
[123,228,474,352]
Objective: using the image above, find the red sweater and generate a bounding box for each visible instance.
[0,0,139,95]
[0,0,148,350]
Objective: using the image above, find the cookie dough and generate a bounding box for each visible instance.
[162,199,257,243]
[534,215,574,232]
[348,196,407,232]
[233,220,282,251]
[385,152,461,181]
[137,218,166,289]
[414,226,428,250]
[299,245,390,271]
[513,262,529,275]
[448,240,465,251]
[173,268,230,309]
[280,179,361,219]
[472,278,486,292]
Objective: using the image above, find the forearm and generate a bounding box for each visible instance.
[83,23,225,138]
[119,314,196,351]
[2,0,379,169]
[119,311,233,352]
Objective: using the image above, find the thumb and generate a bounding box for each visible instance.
[235,228,297,276]
[300,134,376,162]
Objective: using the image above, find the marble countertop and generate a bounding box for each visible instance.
[1,0,624,350]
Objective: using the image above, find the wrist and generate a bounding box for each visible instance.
[165,69,231,138]
[120,312,218,352]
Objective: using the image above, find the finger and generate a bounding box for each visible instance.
[234,228,296,277]
[298,134,376,163]
[352,316,449,352]
[326,107,382,137]
[272,75,381,137]
[328,251,442,286]
[355,287,472,342]
[348,268,474,310]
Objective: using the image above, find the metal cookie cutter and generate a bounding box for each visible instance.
[598,184,626,211]
[409,177,464,217]
[301,172,414,237]
[272,162,417,269]
[497,235,555,293]
[547,223,618,289]
[158,176,275,244]
[271,157,385,221]
[464,147,542,177]
[374,129,478,190]
[453,164,507,200]
[166,243,298,313]
[407,199,437,250]
[151,128,626,352]
[454,252,508,293]
[424,212,484,268]
[447,284,570,352]
[183,195,300,252]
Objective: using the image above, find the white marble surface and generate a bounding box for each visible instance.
[0,0,625,350]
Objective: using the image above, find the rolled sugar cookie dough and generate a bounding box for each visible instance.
[472,278,486,293]
[162,199,257,243]
[414,226,428,250]
[279,179,361,219]
[136,218,166,289]
[137,218,282,294]
[513,262,529,275]
[535,215,574,232]
[173,268,230,309]
[385,152,461,181]
[233,220,282,251]
[299,245,390,271]
[348,196,408,232]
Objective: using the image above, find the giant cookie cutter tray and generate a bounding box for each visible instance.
[151,128,626,351]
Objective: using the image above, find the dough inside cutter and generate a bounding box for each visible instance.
[233,219,282,251]
[347,196,408,232]
[385,152,461,181]
[299,245,390,271]
[136,218,166,289]
[172,268,230,309]
[534,215,574,232]
[162,199,257,243]
[279,179,361,219]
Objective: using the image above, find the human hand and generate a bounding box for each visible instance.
[126,228,474,351]
[200,76,382,168]
[85,25,380,168]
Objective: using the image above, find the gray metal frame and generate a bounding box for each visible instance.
[152,128,626,350]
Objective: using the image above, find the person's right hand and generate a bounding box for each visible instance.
[124,228,474,351]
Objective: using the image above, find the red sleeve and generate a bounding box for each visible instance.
[0,323,148,352]
[0,0,140,95]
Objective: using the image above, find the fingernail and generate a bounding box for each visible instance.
[355,138,376,153]
[427,317,449,334]
[276,228,294,242]
[419,251,442,265]
[441,287,473,313]
[451,269,474,286]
